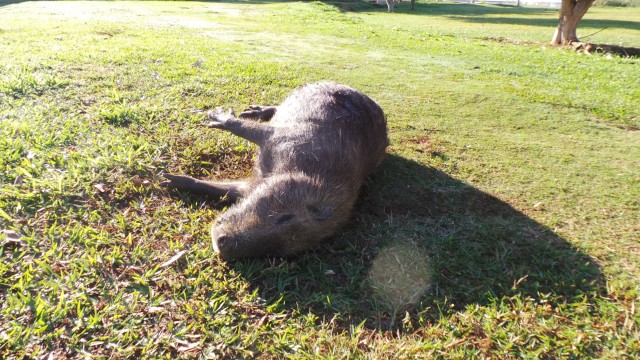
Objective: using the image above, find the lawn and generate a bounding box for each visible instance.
[1,0,639,358]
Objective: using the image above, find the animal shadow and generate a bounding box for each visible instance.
[230,154,604,329]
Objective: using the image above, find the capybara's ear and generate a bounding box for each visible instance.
[306,204,333,222]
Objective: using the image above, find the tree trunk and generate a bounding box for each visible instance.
[551,0,595,45]
[386,0,395,12]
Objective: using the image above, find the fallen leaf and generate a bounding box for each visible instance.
[258,314,269,326]
[94,183,106,193]
[147,306,164,313]
[131,176,151,187]
[177,342,200,352]
[160,250,187,268]
[2,229,20,240]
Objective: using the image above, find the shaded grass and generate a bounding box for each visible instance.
[1,1,639,358]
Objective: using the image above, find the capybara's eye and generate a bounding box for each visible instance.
[274,214,295,225]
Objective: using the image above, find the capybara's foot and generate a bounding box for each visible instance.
[240,105,277,122]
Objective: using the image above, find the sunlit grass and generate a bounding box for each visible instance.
[1,1,639,358]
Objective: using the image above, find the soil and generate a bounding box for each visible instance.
[482,36,640,58]
[568,41,640,57]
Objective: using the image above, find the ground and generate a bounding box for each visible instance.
[0,1,639,358]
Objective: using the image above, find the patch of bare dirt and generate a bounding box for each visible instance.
[482,36,640,58]
[481,36,539,46]
[568,41,640,58]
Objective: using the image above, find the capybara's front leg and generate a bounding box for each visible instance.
[240,105,278,122]
[207,107,274,146]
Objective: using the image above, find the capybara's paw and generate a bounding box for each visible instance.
[239,105,276,121]
[160,173,196,189]
[206,107,235,128]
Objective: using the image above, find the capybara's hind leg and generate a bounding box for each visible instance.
[162,173,247,202]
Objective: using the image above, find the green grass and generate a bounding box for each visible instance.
[595,0,640,7]
[1,0,639,358]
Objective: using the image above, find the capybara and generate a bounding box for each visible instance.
[163,82,388,260]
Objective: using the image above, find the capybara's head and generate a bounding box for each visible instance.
[211,173,351,261]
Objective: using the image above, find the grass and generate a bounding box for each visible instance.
[595,0,640,7]
[1,0,639,358]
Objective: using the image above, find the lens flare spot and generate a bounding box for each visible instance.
[368,241,432,311]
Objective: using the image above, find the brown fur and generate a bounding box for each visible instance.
[164,82,388,260]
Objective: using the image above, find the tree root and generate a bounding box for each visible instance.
[568,41,640,58]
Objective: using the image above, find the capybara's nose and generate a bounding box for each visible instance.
[216,235,231,247]
[213,234,241,261]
